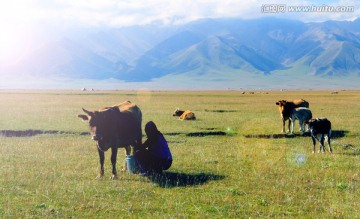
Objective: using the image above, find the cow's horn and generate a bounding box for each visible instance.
[82,108,94,116]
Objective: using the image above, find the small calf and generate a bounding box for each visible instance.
[173,108,196,120]
[290,107,312,134]
[306,118,332,153]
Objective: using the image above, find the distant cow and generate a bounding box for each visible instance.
[173,108,185,117]
[78,101,142,179]
[306,118,332,153]
[289,107,312,134]
[276,99,309,133]
[173,108,196,120]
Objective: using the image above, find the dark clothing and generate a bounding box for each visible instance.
[134,121,172,174]
[135,149,172,173]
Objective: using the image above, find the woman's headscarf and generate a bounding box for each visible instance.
[145,121,159,140]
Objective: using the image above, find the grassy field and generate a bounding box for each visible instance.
[1,90,360,218]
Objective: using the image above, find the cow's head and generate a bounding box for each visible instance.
[275,100,287,107]
[304,118,315,125]
[78,108,115,151]
[275,100,286,113]
[305,118,318,135]
[275,100,293,118]
[173,108,183,117]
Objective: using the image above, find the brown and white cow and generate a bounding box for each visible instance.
[275,99,309,133]
[173,108,196,120]
[78,101,142,179]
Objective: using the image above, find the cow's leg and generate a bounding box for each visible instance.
[111,146,118,180]
[287,119,291,133]
[316,135,322,153]
[290,118,295,134]
[311,136,317,153]
[298,120,304,133]
[121,145,131,172]
[97,149,105,179]
[319,134,325,153]
[134,137,142,149]
[305,123,310,132]
[281,118,285,132]
[327,130,333,153]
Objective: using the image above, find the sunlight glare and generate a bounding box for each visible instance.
[0,22,31,67]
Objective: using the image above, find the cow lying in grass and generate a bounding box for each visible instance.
[276,99,309,133]
[173,108,196,120]
[306,118,332,153]
[289,107,312,134]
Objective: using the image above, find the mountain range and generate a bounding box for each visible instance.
[2,17,360,88]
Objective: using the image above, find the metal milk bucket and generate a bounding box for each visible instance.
[126,155,137,174]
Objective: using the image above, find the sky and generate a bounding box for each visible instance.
[0,0,359,66]
[1,0,358,27]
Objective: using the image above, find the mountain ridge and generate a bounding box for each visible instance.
[3,17,360,86]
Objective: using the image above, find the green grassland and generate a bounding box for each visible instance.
[1,90,360,218]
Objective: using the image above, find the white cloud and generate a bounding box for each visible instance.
[1,0,359,29]
[53,0,259,27]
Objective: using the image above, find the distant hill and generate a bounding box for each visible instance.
[3,17,360,87]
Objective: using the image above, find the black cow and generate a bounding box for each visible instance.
[306,118,332,153]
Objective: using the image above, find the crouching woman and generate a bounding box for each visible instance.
[134,121,172,175]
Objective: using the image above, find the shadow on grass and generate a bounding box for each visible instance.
[186,131,227,137]
[164,132,184,136]
[0,129,228,138]
[341,150,360,156]
[331,130,348,139]
[1,129,347,140]
[244,130,348,139]
[147,171,225,188]
[164,131,228,137]
[245,133,301,139]
[0,129,89,137]
[205,109,240,113]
